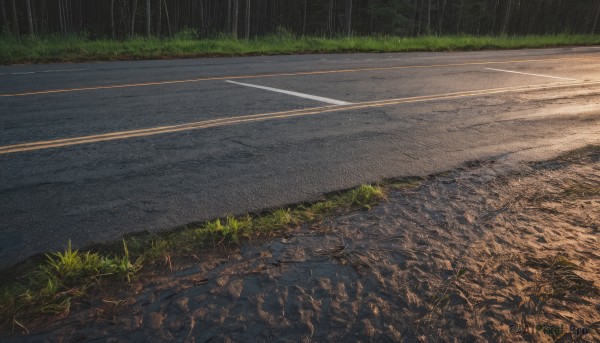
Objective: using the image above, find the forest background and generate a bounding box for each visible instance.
[2,0,599,39]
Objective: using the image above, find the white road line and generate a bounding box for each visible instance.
[484,67,578,81]
[225,80,352,105]
[1,68,89,76]
[41,68,89,73]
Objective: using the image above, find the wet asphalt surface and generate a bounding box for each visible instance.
[1,47,600,270]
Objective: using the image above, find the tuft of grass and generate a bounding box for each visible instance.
[0,240,140,334]
[193,214,253,245]
[254,208,296,232]
[1,34,600,64]
[43,240,135,283]
[292,184,387,221]
[349,184,386,209]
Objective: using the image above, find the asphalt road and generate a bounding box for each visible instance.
[1,47,600,269]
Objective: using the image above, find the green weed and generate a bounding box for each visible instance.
[0,240,140,333]
[256,208,296,231]
[350,184,386,209]
[44,240,138,283]
[193,214,253,245]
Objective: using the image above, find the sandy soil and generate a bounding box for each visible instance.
[6,149,600,342]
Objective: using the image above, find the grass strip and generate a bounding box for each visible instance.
[1,34,600,64]
[0,182,394,334]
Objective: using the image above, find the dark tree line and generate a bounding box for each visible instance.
[1,0,599,39]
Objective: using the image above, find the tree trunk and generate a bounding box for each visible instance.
[64,0,70,33]
[76,0,79,32]
[426,0,431,35]
[328,0,333,36]
[231,0,238,38]
[226,0,231,32]
[57,0,63,35]
[199,0,204,35]
[10,0,18,37]
[145,0,150,36]
[130,0,137,36]
[502,0,512,34]
[25,0,33,35]
[0,0,9,34]
[369,7,374,34]
[110,0,115,38]
[417,0,424,36]
[156,0,161,37]
[438,0,447,35]
[244,0,250,39]
[162,0,171,36]
[345,0,352,36]
[410,0,418,35]
[40,0,47,34]
[592,2,600,34]
[456,0,464,34]
[302,0,307,36]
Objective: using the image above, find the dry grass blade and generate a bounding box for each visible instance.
[316,245,372,273]
[526,255,599,300]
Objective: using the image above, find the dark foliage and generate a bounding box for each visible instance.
[1,0,599,38]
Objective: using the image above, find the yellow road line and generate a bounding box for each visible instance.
[0,56,596,97]
[2,79,599,155]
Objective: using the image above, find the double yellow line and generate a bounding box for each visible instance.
[0,56,596,97]
[2,79,598,155]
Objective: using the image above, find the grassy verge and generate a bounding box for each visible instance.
[1,34,599,64]
[0,182,396,334]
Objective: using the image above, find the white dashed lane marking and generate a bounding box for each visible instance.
[225,80,353,105]
[484,67,578,81]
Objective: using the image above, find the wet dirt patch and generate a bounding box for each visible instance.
[5,149,600,342]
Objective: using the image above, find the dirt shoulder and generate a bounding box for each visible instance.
[5,147,600,342]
